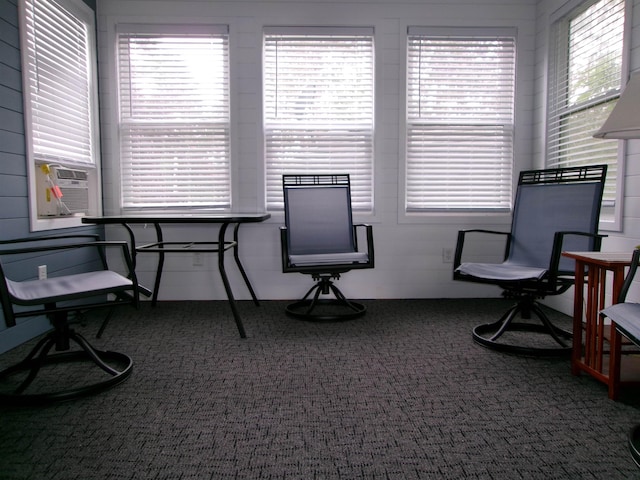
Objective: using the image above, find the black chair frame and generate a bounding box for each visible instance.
[599,248,640,468]
[280,174,374,321]
[454,165,607,356]
[0,234,140,406]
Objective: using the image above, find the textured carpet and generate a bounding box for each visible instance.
[1,299,639,479]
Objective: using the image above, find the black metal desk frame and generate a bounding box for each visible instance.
[82,214,271,338]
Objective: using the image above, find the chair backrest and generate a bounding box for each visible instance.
[508,165,606,273]
[283,174,356,256]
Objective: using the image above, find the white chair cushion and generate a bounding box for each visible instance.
[601,303,640,346]
[7,271,133,305]
[289,252,369,266]
[456,262,547,281]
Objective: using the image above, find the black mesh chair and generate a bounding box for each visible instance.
[280,174,374,321]
[0,234,140,405]
[453,165,607,356]
[600,247,640,468]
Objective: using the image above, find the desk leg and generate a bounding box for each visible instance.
[233,223,260,306]
[120,223,152,299]
[572,261,586,376]
[219,223,247,338]
[122,224,137,269]
[151,223,164,307]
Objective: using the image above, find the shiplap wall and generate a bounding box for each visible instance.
[0,0,102,353]
[95,0,537,304]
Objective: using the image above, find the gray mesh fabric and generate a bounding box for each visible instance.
[285,186,355,256]
[508,182,601,271]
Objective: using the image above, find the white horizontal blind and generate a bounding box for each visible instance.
[406,28,516,211]
[22,0,95,166]
[118,25,230,209]
[264,27,374,211]
[547,0,625,217]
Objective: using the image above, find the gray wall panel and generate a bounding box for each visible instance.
[0,0,102,353]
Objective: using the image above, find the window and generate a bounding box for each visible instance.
[405,27,516,212]
[20,0,100,229]
[547,0,626,228]
[117,25,230,209]
[263,27,374,211]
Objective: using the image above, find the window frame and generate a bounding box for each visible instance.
[546,0,630,232]
[263,26,375,213]
[115,23,232,212]
[403,26,517,215]
[19,0,102,231]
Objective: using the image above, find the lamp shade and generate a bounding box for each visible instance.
[594,73,640,139]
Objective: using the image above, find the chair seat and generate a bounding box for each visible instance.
[7,271,133,305]
[289,252,369,267]
[456,262,547,281]
[601,303,640,343]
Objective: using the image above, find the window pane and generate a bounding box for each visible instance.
[264,29,374,211]
[117,27,230,209]
[568,0,624,106]
[406,31,516,211]
[22,0,95,166]
[547,0,625,223]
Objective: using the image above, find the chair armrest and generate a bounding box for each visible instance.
[0,240,134,275]
[453,229,510,270]
[280,224,375,271]
[353,224,375,267]
[0,234,102,256]
[279,226,293,272]
[618,248,640,303]
[549,231,607,277]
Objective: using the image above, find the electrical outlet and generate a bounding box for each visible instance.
[442,248,454,264]
[38,265,47,280]
[193,252,204,266]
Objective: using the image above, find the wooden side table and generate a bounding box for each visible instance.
[563,251,636,399]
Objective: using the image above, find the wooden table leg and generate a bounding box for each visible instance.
[572,260,585,376]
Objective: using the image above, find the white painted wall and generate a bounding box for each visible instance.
[100,0,640,307]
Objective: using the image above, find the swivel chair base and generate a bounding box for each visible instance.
[472,297,572,357]
[0,326,132,406]
[286,276,366,322]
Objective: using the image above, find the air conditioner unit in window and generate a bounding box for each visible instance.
[36,164,90,217]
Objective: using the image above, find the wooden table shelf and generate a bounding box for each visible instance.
[563,251,640,399]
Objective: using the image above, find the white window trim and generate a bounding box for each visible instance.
[19,0,102,231]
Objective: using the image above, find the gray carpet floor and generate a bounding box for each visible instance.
[1,299,640,479]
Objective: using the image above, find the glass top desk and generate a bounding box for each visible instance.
[82,213,271,338]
